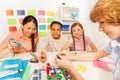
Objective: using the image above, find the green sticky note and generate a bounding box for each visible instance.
[7,18,17,25]
[21,65,30,80]
[47,18,54,23]
[27,10,36,15]
[38,31,47,37]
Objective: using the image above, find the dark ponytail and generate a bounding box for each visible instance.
[31,34,35,52]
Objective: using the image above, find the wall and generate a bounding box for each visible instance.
[0,0,110,49]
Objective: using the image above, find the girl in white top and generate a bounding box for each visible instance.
[39,21,68,52]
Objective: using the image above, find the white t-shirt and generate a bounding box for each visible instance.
[39,34,68,52]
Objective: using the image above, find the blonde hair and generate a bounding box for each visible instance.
[90,0,120,25]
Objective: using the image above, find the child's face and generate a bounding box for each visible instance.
[51,24,61,39]
[99,22,120,39]
[72,25,83,39]
[22,22,37,38]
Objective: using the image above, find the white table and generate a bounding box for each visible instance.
[0,52,113,80]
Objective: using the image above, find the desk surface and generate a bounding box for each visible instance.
[0,52,113,80]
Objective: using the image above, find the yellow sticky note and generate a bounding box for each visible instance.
[47,10,54,16]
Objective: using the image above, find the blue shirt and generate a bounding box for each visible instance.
[104,37,120,80]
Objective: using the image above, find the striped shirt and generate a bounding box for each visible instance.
[104,37,120,80]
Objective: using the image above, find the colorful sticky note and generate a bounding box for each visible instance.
[27,10,36,15]
[18,18,24,24]
[7,18,17,25]
[9,26,17,32]
[38,18,46,23]
[47,11,54,16]
[47,18,54,23]
[38,10,45,16]
[39,25,46,30]
[38,31,47,37]
[6,10,14,16]
[47,24,50,30]
[17,10,25,15]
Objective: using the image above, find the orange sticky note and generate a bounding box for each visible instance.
[6,10,14,16]
[47,24,50,30]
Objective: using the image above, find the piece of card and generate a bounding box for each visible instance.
[93,60,113,71]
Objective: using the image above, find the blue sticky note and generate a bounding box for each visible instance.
[17,10,25,15]
[39,25,46,30]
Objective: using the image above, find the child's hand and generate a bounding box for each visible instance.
[39,51,47,63]
[54,58,73,70]
[8,39,17,49]
[59,50,69,55]
[57,51,74,60]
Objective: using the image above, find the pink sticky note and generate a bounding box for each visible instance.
[93,60,113,71]
[38,18,46,23]
[18,18,24,24]
[38,10,45,16]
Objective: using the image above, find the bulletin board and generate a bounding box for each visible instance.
[6,9,55,37]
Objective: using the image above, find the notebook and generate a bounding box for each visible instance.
[0,59,29,80]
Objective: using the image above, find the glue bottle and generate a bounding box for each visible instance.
[33,69,39,80]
